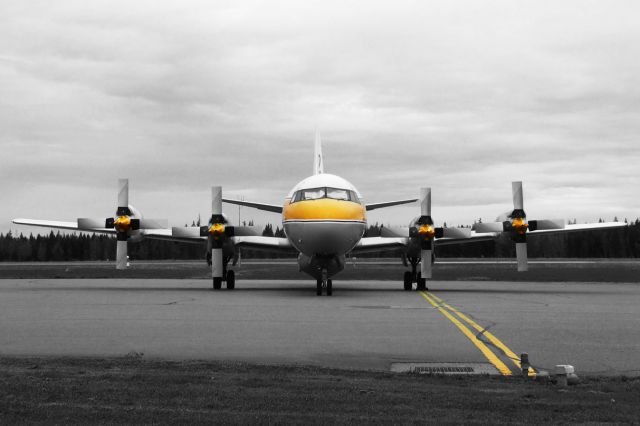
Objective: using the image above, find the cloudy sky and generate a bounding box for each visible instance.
[2,0,639,234]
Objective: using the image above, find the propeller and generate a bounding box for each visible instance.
[381,187,472,285]
[105,179,139,270]
[417,188,435,279]
[473,181,566,272]
[204,186,226,286]
[510,181,529,272]
[78,178,167,270]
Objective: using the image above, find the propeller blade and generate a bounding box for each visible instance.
[516,242,528,272]
[472,222,506,233]
[441,227,472,239]
[421,249,432,279]
[172,227,202,238]
[380,226,410,238]
[233,226,262,237]
[116,239,128,270]
[420,187,431,216]
[512,181,524,210]
[77,218,108,229]
[138,219,169,229]
[529,219,565,231]
[212,248,224,279]
[212,186,222,215]
[118,178,129,209]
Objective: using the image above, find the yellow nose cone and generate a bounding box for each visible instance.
[209,223,225,239]
[418,224,436,240]
[512,217,529,235]
[114,215,131,232]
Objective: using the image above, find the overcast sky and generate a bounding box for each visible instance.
[2,0,639,234]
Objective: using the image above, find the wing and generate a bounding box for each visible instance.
[365,199,417,211]
[232,236,294,253]
[13,218,116,234]
[472,220,627,236]
[380,225,494,246]
[13,218,175,239]
[530,221,627,235]
[351,237,408,254]
[222,198,283,213]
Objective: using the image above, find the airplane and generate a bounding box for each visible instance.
[13,135,627,295]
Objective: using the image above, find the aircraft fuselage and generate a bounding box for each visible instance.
[282,173,366,279]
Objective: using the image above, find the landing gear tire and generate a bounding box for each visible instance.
[417,278,427,291]
[416,273,427,291]
[213,277,222,290]
[316,279,322,296]
[326,279,333,296]
[226,270,235,290]
[403,271,413,291]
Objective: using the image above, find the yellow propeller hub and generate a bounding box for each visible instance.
[418,224,436,240]
[114,215,131,233]
[209,223,225,239]
[511,217,529,235]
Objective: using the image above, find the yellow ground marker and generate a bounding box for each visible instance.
[420,292,512,376]
[427,292,536,377]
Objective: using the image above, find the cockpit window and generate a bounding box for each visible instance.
[292,187,325,202]
[326,187,349,201]
[302,188,326,200]
[291,187,361,203]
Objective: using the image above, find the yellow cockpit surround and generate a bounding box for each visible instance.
[283,199,366,221]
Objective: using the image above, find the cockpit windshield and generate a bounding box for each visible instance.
[291,187,359,203]
[302,188,325,201]
[326,188,349,201]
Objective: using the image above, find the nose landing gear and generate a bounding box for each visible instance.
[316,269,333,296]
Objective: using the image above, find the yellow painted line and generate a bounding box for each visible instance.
[427,292,536,377]
[420,292,512,376]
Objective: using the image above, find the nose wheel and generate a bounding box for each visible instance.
[316,279,333,296]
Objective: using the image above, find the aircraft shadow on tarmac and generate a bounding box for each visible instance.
[18,284,619,297]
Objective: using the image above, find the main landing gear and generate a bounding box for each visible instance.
[403,257,428,291]
[213,269,235,290]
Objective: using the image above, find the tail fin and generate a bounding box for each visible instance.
[313,131,324,175]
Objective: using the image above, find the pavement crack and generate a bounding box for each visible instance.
[161,297,196,306]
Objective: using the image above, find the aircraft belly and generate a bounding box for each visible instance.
[283,221,365,256]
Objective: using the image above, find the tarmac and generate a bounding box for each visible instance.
[1,278,639,376]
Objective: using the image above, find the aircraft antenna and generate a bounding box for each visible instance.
[314,131,324,175]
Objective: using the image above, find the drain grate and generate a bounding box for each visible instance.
[414,366,474,374]
[390,362,500,375]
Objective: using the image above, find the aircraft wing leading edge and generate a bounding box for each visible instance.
[365,199,417,211]
[222,199,283,213]
[12,218,115,234]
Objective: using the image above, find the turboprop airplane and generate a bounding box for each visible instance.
[13,136,627,295]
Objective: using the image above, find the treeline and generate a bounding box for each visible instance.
[1,220,640,261]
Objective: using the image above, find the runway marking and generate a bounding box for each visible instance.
[419,292,512,376]
[426,292,536,377]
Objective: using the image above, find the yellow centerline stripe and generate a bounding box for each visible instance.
[419,292,512,376]
[427,292,536,377]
